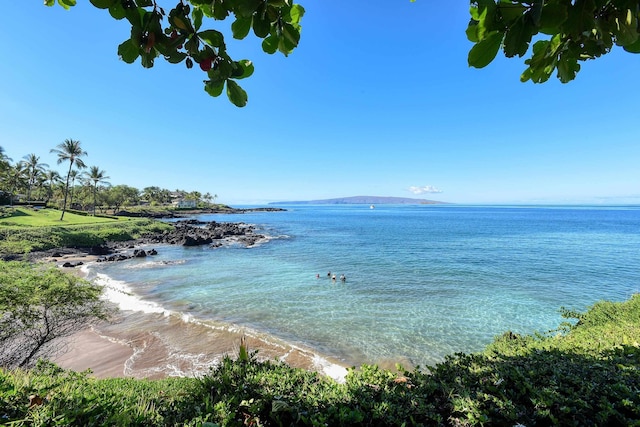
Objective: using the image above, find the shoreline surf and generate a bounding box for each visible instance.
[69,262,351,382]
[51,205,640,380]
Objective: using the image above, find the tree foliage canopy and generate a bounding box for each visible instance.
[46,1,639,106]
[467,0,640,83]
[46,0,304,107]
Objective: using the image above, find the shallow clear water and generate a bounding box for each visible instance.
[90,205,640,368]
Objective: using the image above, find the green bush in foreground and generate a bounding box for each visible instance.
[1,294,639,426]
[0,262,110,369]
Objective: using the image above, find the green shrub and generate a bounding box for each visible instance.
[1,276,639,426]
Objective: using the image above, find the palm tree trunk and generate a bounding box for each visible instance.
[60,163,73,221]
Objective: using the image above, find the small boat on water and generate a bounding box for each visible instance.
[370,204,375,209]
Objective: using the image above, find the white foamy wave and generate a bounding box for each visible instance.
[95,273,169,315]
[122,259,187,270]
[79,263,91,276]
[312,354,348,384]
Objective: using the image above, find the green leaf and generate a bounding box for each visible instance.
[44,0,55,6]
[253,15,271,38]
[236,0,261,18]
[212,0,229,20]
[289,4,305,24]
[564,0,596,39]
[185,35,200,55]
[473,0,497,40]
[226,80,248,107]
[198,30,225,47]
[164,51,187,64]
[613,10,639,47]
[475,9,491,42]
[58,0,76,10]
[622,37,640,53]
[530,0,543,26]
[118,39,140,64]
[466,22,479,43]
[140,52,155,68]
[205,80,225,97]
[282,23,300,47]
[468,31,503,68]
[192,7,204,31]
[539,3,568,35]
[125,6,144,27]
[557,54,580,83]
[503,16,534,58]
[232,17,253,40]
[89,0,115,9]
[233,60,254,79]
[262,34,278,54]
[521,40,554,83]
[497,2,526,23]
[109,1,126,20]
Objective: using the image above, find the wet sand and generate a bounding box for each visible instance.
[47,253,349,382]
[53,312,349,381]
[53,329,134,378]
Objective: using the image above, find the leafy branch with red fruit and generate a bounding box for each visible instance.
[45,0,304,107]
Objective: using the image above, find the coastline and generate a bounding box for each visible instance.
[44,251,349,382]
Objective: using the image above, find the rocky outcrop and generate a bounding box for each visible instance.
[139,220,266,248]
[61,261,84,268]
[96,220,266,263]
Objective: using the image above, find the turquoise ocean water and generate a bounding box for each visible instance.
[86,205,640,372]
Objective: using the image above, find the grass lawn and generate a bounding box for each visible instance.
[0,207,170,256]
[0,207,128,226]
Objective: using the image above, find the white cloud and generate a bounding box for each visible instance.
[409,185,443,194]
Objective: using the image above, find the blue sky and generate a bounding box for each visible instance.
[1,1,638,205]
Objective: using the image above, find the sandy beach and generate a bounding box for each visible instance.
[43,252,139,378]
[45,251,349,382]
[52,329,135,378]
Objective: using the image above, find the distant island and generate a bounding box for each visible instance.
[269,196,447,205]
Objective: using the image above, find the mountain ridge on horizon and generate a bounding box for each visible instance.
[269,196,447,205]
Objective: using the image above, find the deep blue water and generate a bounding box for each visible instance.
[90,205,640,368]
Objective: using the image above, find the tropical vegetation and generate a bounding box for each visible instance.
[1,286,638,426]
[0,262,110,369]
[42,1,640,106]
[50,139,88,221]
[0,207,172,257]
[0,143,220,216]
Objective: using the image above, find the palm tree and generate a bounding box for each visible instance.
[50,139,87,220]
[68,169,79,209]
[0,147,11,199]
[0,146,10,171]
[5,163,27,206]
[20,154,49,202]
[84,166,110,216]
[42,169,62,205]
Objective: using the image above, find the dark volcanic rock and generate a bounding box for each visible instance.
[62,261,83,268]
[133,249,147,258]
[135,220,264,249]
[89,245,111,255]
